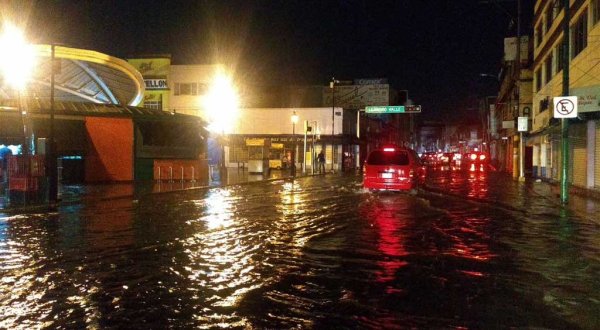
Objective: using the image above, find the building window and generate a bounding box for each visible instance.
[535,24,543,47]
[553,0,563,20]
[546,5,553,32]
[144,101,162,110]
[571,9,588,59]
[174,82,208,96]
[556,39,565,72]
[535,69,542,92]
[594,0,600,25]
[545,54,553,84]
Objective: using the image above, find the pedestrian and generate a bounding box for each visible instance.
[317,150,325,174]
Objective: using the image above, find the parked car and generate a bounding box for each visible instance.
[363,146,425,193]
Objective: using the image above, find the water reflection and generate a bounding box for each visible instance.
[368,196,409,282]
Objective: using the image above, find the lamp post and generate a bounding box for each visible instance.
[330,77,340,172]
[0,23,36,204]
[291,110,299,177]
[203,71,239,181]
[48,44,58,205]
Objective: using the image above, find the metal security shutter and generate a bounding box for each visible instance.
[595,121,600,188]
[570,124,587,187]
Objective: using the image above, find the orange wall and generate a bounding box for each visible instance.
[85,117,134,182]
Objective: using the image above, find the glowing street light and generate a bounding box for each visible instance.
[0,23,36,152]
[0,23,36,91]
[203,71,239,174]
[291,111,299,177]
[203,72,239,134]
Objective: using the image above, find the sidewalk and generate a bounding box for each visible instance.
[422,171,600,225]
[208,167,323,186]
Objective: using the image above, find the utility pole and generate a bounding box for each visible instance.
[516,0,525,182]
[560,0,570,204]
[330,78,339,172]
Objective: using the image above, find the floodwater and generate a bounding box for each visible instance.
[1,168,599,329]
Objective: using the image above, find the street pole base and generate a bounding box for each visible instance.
[518,176,525,182]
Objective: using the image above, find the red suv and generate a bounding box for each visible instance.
[363,146,425,193]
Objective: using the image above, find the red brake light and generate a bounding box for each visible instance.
[383,147,395,152]
[470,154,477,160]
[479,154,486,160]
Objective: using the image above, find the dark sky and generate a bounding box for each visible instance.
[19,0,533,120]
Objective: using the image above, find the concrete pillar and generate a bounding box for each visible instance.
[532,144,540,177]
[588,120,596,188]
[540,141,548,178]
[513,136,519,178]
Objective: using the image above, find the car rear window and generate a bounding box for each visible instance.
[366,150,409,165]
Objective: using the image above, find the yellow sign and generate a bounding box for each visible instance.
[127,57,171,77]
[246,138,265,146]
[271,143,284,149]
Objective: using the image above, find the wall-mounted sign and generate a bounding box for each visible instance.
[502,120,515,129]
[571,85,600,113]
[145,79,168,90]
[246,138,265,146]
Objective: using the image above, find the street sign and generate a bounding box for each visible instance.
[365,106,404,113]
[553,96,578,118]
[517,117,528,132]
[365,105,422,114]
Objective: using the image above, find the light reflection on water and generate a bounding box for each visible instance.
[0,174,598,328]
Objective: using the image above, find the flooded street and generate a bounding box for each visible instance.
[1,170,599,329]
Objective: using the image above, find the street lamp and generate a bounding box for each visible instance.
[291,110,299,177]
[0,23,36,153]
[329,77,340,172]
[203,71,239,177]
[0,23,36,204]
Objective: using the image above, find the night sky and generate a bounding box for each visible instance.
[17,0,533,120]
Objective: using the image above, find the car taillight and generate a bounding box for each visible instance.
[409,169,414,178]
[470,154,477,160]
[479,154,486,160]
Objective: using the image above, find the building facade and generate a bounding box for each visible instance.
[531,0,600,191]
[494,36,534,176]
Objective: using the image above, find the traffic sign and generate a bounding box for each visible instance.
[365,106,404,113]
[553,96,578,118]
[517,117,528,132]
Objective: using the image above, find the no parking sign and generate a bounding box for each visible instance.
[553,96,578,118]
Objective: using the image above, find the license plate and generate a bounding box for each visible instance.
[381,172,392,179]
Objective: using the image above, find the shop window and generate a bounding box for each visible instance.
[571,9,588,59]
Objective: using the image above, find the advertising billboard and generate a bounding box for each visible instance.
[323,84,390,109]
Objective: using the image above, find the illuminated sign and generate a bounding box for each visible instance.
[145,79,168,90]
[246,138,265,146]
